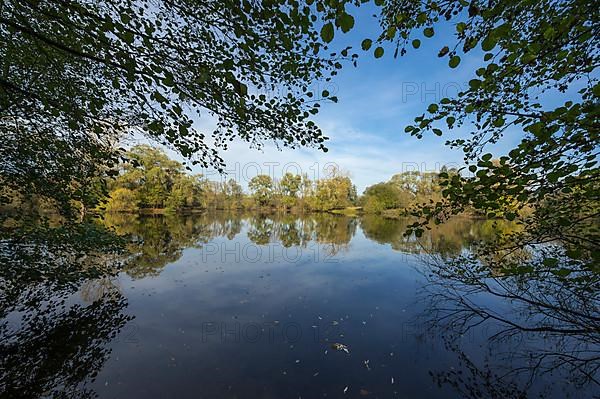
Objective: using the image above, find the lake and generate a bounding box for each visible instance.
[1,212,597,398]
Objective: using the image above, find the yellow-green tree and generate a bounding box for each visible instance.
[279,173,302,208]
[104,188,139,213]
[248,175,274,207]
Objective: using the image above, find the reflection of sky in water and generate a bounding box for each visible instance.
[82,214,596,398]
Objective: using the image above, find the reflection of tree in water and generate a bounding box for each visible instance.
[0,224,131,398]
[311,213,357,256]
[248,213,357,256]
[103,212,243,278]
[1,295,130,398]
[246,215,275,245]
[421,245,600,397]
[273,214,311,248]
[80,275,122,303]
[103,212,520,279]
[248,214,312,248]
[430,344,529,399]
[245,213,356,256]
[360,216,519,257]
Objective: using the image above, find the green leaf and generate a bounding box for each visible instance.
[566,249,582,259]
[339,13,355,33]
[361,39,373,51]
[412,39,421,49]
[481,36,497,51]
[374,47,384,58]
[120,13,131,24]
[449,56,461,68]
[163,73,174,87]
[543,258,559,267]
[123,31,134,44]
[552,268,571,277]
[424,27,434,38]
[320,22,334,43]
[239,82,247,96]
[469,79,481,89]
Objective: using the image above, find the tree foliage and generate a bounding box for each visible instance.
[362,170,454,214]
[368,0,599,271]
[104,188,139,213]
[0,0,363,216]
[248,174,275,207]
[310,170,356,210]
[362,182,403,212]
[106,145,205,211]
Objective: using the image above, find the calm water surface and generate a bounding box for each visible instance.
[2,213,597,398]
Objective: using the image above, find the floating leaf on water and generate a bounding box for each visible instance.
[343,386,349,394]
[331,343,350,354]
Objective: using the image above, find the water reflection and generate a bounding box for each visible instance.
[360,215,518,257]
[0,224,131,398]
[104,212,358,277]
[421,250,600,396]
[0,213,597,398]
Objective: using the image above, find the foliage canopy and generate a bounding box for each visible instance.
[365,0,599,272]
[0,0,362,215]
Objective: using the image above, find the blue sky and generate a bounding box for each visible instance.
[136,3,527,193]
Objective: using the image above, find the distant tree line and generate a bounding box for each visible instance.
[103,145,359,213]
[3,144,513,218]
[102,145,472,216]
